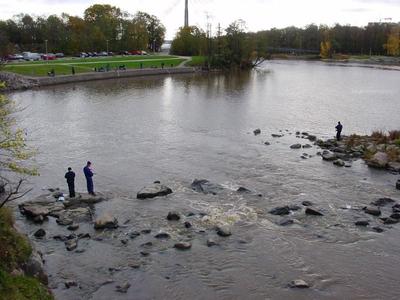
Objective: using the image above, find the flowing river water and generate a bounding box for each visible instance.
[8,60,400,299]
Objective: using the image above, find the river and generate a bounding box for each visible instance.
[9,60,400,299]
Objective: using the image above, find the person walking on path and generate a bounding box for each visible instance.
[83,161,95,196]
[336,121,343,141]
[64,167,76,198]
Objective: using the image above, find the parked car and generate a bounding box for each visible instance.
[107,51,114,56]
[80,52,89,58]
[119,51,130,55]
[23,52,41,61]
[55,53,64,58]
[6,54,24,60]
[130,50,142,55]
[42,53,56,60]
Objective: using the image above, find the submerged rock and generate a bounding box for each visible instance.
[65,239,78,251]
[167,211,181,221]
[278,218,294,226]
[237,187,251,193]
[290,144,302,149]
[393,204,400,213]
[191,179,223,195]
[207,239,218,247]
[333,159,345,167]
[34,229,46,238]
[381,217,399,225]
[154,232,171,239]
[391,213,400,220]
[174,242,192,250]
[355,220,369,226]
[302,201,313,207]
[137,183,173,199]
[372,226,384,233]
[363,206,381,216]
[264,141,271,146]
[216,226,232,237]
[269,206,290,216]
[321,150,337,161]
[371,198,395,207]
[94,213,118,229]
[305,208,324,216]
[67,224,79,231]
[115,282,131,293]
[253,128,261,135]
[396,180,400,191]
[289,279,309,288]
[65,280,78,289]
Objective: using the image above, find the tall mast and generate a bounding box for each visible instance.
[184,0,189,27]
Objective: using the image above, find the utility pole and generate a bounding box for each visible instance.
[184,0,189,27]
[45,39,48,63]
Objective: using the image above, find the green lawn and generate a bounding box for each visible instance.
[187,56,206,67]
[3,55,186,77]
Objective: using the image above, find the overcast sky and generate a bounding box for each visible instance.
[0,0,399,38]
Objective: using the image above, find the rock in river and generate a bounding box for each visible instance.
[371,198,395,207]
[65,239,78,251]
[34,229,46,238]
[216,226,232,237]
[302,201,313,207]
[191,179,223,195]
[321,150,337,161]
[366,152,389,169]
[154,232,171,239]
[290,144,302,149]
[137,183,173,199]
[94,212,118,229]
[289,279,309,288]
[167,211,181,221]
[355,220,369,226]
[174,242,192,250]
[116,282,131,293]
[269,206,290,215]
[363,206,381,216]
[305,208,324,216]
[253,128,261,135]
[333,159,345,167]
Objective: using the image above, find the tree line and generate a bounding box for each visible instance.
[171,21,400,68]
[0,4,166,57]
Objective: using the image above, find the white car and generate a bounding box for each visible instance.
[23,52,41,61]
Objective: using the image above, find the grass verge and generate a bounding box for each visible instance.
[0,207,53,300]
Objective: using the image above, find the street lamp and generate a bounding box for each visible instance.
[45,39,48,63]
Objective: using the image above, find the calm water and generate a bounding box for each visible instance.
[10,60,400,300]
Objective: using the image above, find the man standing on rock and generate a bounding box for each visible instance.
[64,167,76,198]
[83,161,95,196]
[336,121,343,141]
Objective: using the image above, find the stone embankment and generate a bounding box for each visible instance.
[1,67,196,91]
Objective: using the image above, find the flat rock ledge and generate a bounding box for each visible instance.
[137,183,173,199]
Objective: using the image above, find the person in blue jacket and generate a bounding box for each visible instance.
[83,161,95,195]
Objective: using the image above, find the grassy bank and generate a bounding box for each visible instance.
[0,207,53,300]
[3,55,185,77]
[187,56,206,67]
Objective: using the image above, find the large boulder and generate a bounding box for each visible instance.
[191,179,223,195]
[94,212,118,229]
[63,193,106,208]
[137,183,173,199]
[22,250,48,285]
[269,206,290,215]
[366,152,389,169]
[321,150,337,161]
[19,205,50,219]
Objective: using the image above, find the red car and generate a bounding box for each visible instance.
[129,50,142,55]
[42,53,56,60]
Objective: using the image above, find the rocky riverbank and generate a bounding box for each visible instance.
[0,72,38,91]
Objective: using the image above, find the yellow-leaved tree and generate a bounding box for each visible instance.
[384,26,400,56]
[0,81,38,209]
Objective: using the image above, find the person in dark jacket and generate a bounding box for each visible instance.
[336,121,343,141]
[83,161,95,195]
[64,167,76,198]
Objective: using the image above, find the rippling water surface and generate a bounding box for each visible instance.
[9,60,400,299]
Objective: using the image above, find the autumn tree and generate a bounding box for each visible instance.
[0,82,37,209]
[384,26,400,56]
[170,26,207,56]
